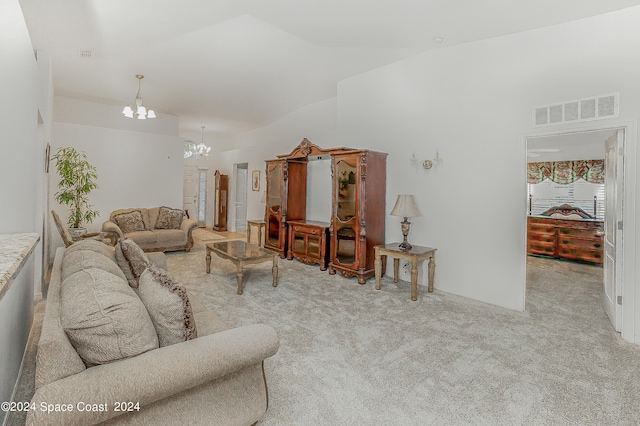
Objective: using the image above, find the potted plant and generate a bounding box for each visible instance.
[53,147,100,235]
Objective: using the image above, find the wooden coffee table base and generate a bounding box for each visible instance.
[206,241,278,295]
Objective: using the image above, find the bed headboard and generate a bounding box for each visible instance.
[540,204,595,220]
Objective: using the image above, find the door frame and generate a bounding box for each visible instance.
[523,119,637,344]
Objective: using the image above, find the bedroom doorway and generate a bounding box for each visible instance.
[525,125,625,333]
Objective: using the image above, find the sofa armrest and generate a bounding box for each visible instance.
[102,220,123,239]
[181,218,198,252]
[181,218,198,233]
[27,324,279,425]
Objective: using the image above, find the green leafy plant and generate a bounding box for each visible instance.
[53,147,100,229]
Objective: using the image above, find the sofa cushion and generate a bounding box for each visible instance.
[115,238,150,288]
[138,265,197,347]
[60,267,158,366]
[155,206,184,230]
[62,249,126,282]
[113,210,146,234]
[124,230,157,245]
[65,239,116,262]
[155,229,187,246]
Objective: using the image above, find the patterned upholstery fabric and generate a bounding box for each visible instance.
[113,210,146,234]
[115,238,150,288]
[62,249,126,283]
[155,206,184,230]
[59,258,158,366]
[138,265,197,347]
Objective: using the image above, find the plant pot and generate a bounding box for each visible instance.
[68,227,87,238]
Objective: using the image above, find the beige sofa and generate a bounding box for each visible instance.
[102,207,198,252]
[28,240,279,425]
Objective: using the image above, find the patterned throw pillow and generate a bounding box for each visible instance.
[138,265,197,347]
[115,238,150,288]
[60,267,159,366]
[155,206,184,230]
[113,210,146,234]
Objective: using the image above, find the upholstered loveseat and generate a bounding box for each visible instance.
[102,207,198,252]
[28,239,279,425]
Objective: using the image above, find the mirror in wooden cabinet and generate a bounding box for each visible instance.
[267,164,282,213]
[335,159,357,265]
[336,160,356,221]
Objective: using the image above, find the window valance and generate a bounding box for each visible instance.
[527,160,604,184]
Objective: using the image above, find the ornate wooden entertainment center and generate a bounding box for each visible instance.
[264,139,387,283]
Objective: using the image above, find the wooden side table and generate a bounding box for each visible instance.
[246,220,266,247]
[374,243,436,301]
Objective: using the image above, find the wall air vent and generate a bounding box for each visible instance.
[77,49,94,58]
[533,93,618,127]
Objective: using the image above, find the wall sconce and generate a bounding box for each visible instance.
[410,150,443,173]
[432,150,443,168]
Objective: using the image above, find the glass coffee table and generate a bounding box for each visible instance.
[206,240,278,295]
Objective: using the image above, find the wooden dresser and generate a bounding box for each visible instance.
[527,216,604,265]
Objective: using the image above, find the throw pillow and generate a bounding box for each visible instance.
[115,238,150,288]
[155,206,184,230]
[60,267,159,366]
[138,265,197,347]
[113,210,145,234]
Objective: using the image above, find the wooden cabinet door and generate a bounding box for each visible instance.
[265,161,285,254]
[332,155,359,270]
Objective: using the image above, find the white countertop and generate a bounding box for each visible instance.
[0,233,40,300]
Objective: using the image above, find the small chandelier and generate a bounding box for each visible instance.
[122,74,156,119]
[184,126,212,158]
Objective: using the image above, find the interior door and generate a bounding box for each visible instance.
[235,165,248,231]
[183,166,199,220]
[197,168,208,226]
[603,129,623,331]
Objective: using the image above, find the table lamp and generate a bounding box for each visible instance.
[390,194,421,251]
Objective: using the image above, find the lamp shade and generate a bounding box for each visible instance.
[390,194,421,218]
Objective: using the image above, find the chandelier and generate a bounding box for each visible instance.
[184,126,212,158]
[122,75,156,119]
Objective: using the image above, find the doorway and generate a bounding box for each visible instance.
[234,163,248,231]
[183,166,198,220]
[197,168,208,226]
[183,166,209,226]
[525,126,625,333]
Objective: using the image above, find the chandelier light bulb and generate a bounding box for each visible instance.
[122,74,156,119]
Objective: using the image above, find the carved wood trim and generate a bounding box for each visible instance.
[277,138,357,159]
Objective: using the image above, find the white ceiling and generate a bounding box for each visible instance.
[527,129,616,162]
[18,0,640,141]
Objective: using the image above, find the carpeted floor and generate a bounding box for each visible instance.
[10,238,640,425]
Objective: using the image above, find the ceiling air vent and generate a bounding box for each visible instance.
[533,93,618,127]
